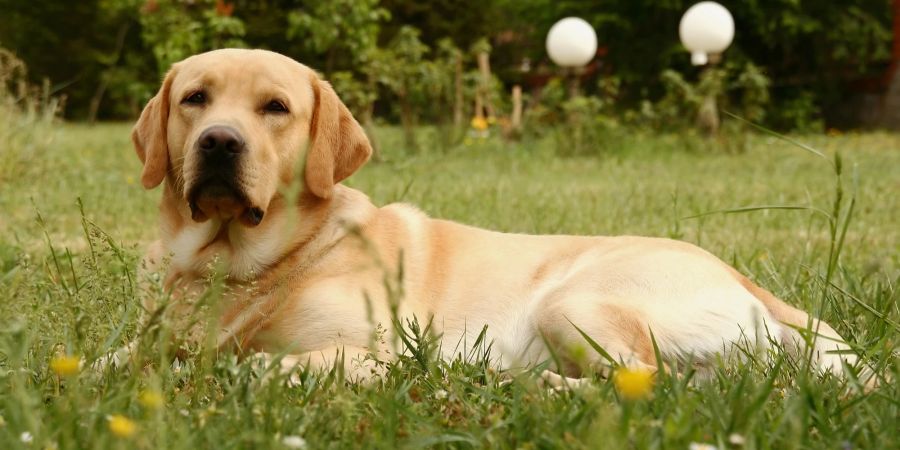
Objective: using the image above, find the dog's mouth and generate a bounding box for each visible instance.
[187,178,264,227]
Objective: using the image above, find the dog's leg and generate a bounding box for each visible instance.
[98,240,213,371]
[730,270,879,388]
[95,240,170,370]
[537,370,593,391]
[535,290,661,378]
[253,346,385,385]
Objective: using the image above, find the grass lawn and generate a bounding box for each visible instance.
[0,122,898,449]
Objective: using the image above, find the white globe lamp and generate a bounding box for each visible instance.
[546,17,598,68]
[679,2,734,66]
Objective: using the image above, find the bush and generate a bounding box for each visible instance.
[633,63,771,142]
[524,78,624,157]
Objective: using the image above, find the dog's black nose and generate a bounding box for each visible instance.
[198,126,245,156]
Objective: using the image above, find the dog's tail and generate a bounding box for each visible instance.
[730,269,876,387]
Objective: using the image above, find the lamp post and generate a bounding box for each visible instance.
[546,17,597,97]
[679,1,734,66]
[679,2,734,135]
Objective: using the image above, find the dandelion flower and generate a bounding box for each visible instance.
[107,415,137,438]
[138,390,164,409]
[282,435,307,449]
[50,355,80,377]
[613,367,654,400]
[470,116,489,131]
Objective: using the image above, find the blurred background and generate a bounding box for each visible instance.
[0,0,896,140]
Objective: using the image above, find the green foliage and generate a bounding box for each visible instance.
[379,26,431,99]
[491,0,890,130]
[732,62,771,124]
[140,0,247,75]
[328,71,376,120]
[376,26,444,150]
[640,63,772,136]
[0,0,892,129]
[286,0,389,73]
[556,95,615,156]
[432,39,465,110]
[771,91,826,133]
[524,77,623,156]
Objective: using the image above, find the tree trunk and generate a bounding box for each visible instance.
[87,80,109,124]
[697,94,720,136]
[88,23,129,123]
[566,67,582,99]
[881,0,900,129]
[453,53,464,127]
[400,95,416,150]
[511,85,523,131]
[477,52,495,119]
[474,91,484,120]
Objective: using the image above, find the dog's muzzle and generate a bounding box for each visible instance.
[186,126,264,227]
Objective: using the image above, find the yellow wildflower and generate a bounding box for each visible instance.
[613,367,654,400]
[470,116,489,131]
[108,415,137,438]
[50,355,81,377]
[138,390,164,409]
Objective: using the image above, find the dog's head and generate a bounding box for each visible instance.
[132,49,372,227]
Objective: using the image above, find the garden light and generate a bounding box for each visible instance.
[679,1,734,65]
[546,17,597,68]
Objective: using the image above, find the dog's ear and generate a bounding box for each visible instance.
[305,75,373,199]
[132,66,177,189]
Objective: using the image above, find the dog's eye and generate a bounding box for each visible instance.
[182,91,206,105]
[264,100,288,113]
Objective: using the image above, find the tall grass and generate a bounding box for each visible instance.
[0,48,61,183]
[0,120,897,449]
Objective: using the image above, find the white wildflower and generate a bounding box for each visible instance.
[728,433,746,446]
[20,431,33,444]
[689,443,718,450]
[282,435,307,449]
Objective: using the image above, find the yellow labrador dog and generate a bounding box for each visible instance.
[130,48,858,384]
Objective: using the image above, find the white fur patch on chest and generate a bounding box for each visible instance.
[168,221,220,274]
[166,219,288,281]
[227,223,289,280]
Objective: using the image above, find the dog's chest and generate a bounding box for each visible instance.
[167,221,284,280]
